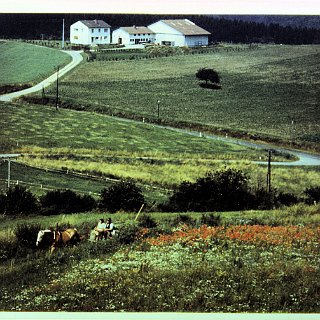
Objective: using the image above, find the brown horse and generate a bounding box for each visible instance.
[36,228,81,253]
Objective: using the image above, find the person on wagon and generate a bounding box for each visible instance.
[104,218,115,239]
[94,218,106,240]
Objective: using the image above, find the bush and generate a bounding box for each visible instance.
[171,214,196,227]
[0,185,38,215]
[40,189,96,215]
[275,192,300,207]
[200,213,221,226]
[138,214,157,228]
[14,223,42,248]
[165,169,251,212]
[99,180,144,213]
[305,186,320,205]
[116,222,140,245]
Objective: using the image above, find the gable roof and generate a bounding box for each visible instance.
[160,19,211,36]
[80,20,111,28]
[120,26,155,34]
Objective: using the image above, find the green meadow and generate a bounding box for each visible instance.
[0,41,71,86]
[40,44,320,149]
[1,102,320,199]
[0,40,320,313]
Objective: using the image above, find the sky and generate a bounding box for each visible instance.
[0,0,319,15]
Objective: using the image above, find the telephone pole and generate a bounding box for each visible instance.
[62,19,65,49]
[267,150,272,193]
[55,66,59,110]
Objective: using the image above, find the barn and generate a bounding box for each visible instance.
[112,26,155,45]
[70,20,111,46]
[148,19,211,47]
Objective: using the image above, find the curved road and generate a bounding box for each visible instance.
[1,49,319,166]
[162,126,320,166]
[0,50,83,102]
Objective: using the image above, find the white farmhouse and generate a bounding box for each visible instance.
[148,19,211,47]
[70,20,111,46]
[112,26,155,45]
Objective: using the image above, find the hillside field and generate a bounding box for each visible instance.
[39,44,320,149]
[0,41,71,86]
[0,42,320,313]
[1,102,320,200]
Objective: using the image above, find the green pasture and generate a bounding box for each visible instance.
[2,102,320,197]
[0,41,71,85]
[40,44,320,148]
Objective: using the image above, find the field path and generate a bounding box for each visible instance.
[0,50,83,102]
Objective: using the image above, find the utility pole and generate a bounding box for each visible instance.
[157,100,160,122]
[55,66,59,110]
[267,150,272,193]
[7,159,11,189]
[62,19,65,49]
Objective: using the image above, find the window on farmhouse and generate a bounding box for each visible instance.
[104,29,107,32]
[98,28,101,32]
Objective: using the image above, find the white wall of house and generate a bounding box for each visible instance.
[148,20,210,47]
[112,29,131,45]
[185,35,209,47]
[112,28,155,45]
[148,21,185,46]
[70,21,111,46]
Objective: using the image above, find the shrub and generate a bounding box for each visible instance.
[305,186,320,205]
[14,223,42,248]
[275,192,300,207]
[200,213,221,226]
[138,214,157,228]
[165,169,251,212]
[40,189,96,215]
[116,222,140,244]
[0,186,38,215]
[99,180,144,213]
[171,214,196,227]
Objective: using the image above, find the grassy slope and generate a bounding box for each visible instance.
[0,41,71,85]
[47,45,320,146]
[1,103,320,197]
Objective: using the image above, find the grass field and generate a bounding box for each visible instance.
[0,41,71,86]
[39,44,320,149]
[1,39,319,313]
[1,102,320,199]
[0,206,319,312]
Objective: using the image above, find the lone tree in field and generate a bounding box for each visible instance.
[196,68,220,89]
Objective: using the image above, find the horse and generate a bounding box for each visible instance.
[36,227,81,253]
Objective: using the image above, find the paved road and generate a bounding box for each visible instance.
[162,126,320,166]
[0,50,83,102]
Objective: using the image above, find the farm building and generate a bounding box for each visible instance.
[148,19,211,47]
[70,20,111,46]
[112,26,155,45]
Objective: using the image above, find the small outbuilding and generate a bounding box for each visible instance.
[112,26,155,45]
[70,20,111,46]
[148,19,211,47]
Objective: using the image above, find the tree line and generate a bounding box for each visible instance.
[0,13,319,44]
[1,169,319,216]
